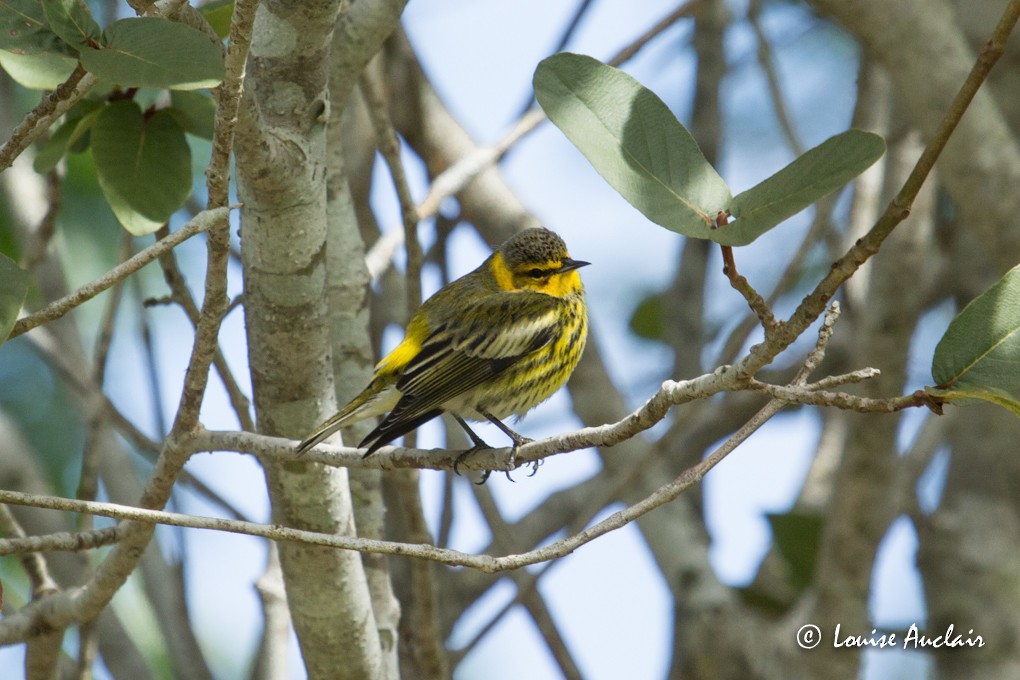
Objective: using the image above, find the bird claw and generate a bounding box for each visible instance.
[453,445,484,477]
[527,458,543,477]
[452,433,536,485]
[452,444,499,484]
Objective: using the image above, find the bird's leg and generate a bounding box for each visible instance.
[479,408,534,481]
[451,415,495,483]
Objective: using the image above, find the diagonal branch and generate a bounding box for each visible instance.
[765,0,1020,374]
[0,66,93,173]
[9,207,231,340]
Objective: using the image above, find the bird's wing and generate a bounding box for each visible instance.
[359,293,562,453]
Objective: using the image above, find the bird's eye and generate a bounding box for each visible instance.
[527,267,546,279]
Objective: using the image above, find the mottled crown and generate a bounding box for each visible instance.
[498,228,570,267]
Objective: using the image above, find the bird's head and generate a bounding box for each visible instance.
[489,228,589,297]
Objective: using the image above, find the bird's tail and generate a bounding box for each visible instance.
[295,376,399,454]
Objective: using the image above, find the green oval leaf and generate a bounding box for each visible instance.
[725,130,885,246]
[79,17,224,89]
[534,53,732,241]
[766,511,823,589]
[91,101,192,235]
[629,291,665,342]
[32,101,101,171]
[0,0,69,55]
[200,0,233,39]
[42,0,99,51]
[33,115,78,172]
[0,48,76,88]
[0,251,30,349]
[169,90,216,139]
[932,263,1020,395]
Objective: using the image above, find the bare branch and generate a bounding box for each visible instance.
[747,0,805,156]
[0,505,59,596]
[0,401,775,574]
[9,207,231,340]
[205,0,259,210]
[0,527,122,557]
[0,505,63,680]
[748,380,923,412]
[360,70,424,307]
[0,66,93,173]
[774,0,1020,363]
[154,224,255,432]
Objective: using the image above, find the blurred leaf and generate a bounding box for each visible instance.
[33,116,77,172]
[534,53,731,241]
[767,511,823,590]
[169,90,216,139]
[629,291,665,342]
[932,263,1020,398]
[726,130,885,245]
[0,48,76,88]
[0,252,30,349]
[736,583,790,617]
[97,173,165,236]
[0,0,69,55]
[200,0,233,39]
[41,0,98,51]
[91,101,192,235]
[79,17,224,89]
[32,102,101,172]
[926,385,1020,418]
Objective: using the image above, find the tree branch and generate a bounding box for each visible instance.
[9,207,231,340]
[0,527,122,556]
[0,399,779,574]
[0,66,93,173]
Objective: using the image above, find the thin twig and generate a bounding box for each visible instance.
[78,233,134,534]
[0,66,93,173]
[134,275,170,437]
[0,505,59,596]
[154,224,255,432]
[0,527,122,557]
[748,381,924,412]
[720,242,778,332]
[0,400,776,574]
[9,207,231,340]
[512,0,598,119]
[717,195,836,367]
[360,72,424,309]
[770,0,1020,368]
[748,0,805,156]
[205,0,258,210]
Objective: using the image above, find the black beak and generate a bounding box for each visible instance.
[559,257,591,273]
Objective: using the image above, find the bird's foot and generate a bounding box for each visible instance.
[453,444,488,478]
[499,434,534,482]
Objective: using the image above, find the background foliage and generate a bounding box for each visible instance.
[1,0,1019,679]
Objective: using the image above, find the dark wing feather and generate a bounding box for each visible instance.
[360,408,443,455]
[358,292,562,452]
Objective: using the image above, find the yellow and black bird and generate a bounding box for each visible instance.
[297,227,589,474]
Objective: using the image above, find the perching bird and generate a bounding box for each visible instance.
[296,227,589,476]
